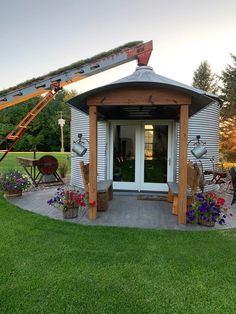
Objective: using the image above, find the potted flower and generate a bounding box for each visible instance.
[0,169,31,197]
[187,192,228,226]
[47,187,88,219]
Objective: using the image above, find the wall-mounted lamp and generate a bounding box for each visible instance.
[188,135,207,159]
[72,133,89,157]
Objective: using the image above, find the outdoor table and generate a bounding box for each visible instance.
[16,157,39,186]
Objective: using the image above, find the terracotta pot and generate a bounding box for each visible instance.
[4,189,23,197]
[198,217,215,227]
[63,207,78,219]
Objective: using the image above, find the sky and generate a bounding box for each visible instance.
[1,0,236,94]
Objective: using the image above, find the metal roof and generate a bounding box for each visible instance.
[68,66,222,120]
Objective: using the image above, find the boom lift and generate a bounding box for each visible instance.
[0,40,153,162]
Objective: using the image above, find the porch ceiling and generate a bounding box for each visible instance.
[95,104,180,120]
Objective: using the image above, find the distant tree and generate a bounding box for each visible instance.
[192,60,218,93]
[219,54,236,161]
[219,116,236,161]
[220,54,236,119]
[0,90,77,152]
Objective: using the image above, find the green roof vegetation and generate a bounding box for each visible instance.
[0,41,143,97]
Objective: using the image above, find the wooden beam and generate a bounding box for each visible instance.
[89,105,97,219]
[178,104,189,224]
[88,87,191,106]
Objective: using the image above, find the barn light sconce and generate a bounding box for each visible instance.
[188,135,207,159]
[72,133,89,157]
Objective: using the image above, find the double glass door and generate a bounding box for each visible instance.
[111,122,173,192]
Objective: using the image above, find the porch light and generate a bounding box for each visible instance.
[188,135,207,159]
[72,133,88,157]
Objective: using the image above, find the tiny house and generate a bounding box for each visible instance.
[68,65,221,222]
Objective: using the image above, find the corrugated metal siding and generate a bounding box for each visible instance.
[176,102,220,190]
[70,107,107,188]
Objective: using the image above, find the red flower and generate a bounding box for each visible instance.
[208,192,216,199]
[69,191,73,199]
[89,201,96,207]
[217,198,225,205]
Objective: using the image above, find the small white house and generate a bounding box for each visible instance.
[68,66,221,194]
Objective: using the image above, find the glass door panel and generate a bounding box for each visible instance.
[142,124,168,189]
[113,125,136,182]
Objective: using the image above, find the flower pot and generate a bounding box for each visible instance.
[63,207,78,219]
[4,189,23,197]
[198,217,215,227]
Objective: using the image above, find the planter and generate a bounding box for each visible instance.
[198,217,215,227]
[4,189,23,197]
[63,207,78,219]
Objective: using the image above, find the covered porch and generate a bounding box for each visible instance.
[68,66,221,224]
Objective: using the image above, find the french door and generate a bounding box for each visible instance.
[110,121,174,192]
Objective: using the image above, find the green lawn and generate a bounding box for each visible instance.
[0,194,236,313]
[0,152,70,174]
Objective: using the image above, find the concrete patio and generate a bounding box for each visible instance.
[7,186,236,231]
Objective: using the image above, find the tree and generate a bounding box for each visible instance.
[220,54,236,119]
[219,54,236,160]
[192,60,218,93]
[0,90,77,152]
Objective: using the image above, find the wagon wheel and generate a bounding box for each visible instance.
[37,155,58,175]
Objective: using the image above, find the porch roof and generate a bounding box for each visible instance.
[67,66,222,120]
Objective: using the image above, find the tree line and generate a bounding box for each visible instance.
[0,90,76,152]
[192,56,236,161]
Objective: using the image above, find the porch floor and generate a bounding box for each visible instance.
[7,188,236,230]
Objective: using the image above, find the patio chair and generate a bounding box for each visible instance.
[168,161,201,215]
[80,161,113,211]
[229,167,236,205]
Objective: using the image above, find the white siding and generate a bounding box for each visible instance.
[70,102,220,190]
[70,107,107,188]
[176,102,220,187]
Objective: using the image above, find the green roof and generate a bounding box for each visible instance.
[0,41,143,97]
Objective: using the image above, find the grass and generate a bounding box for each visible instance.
[0,152,70,174]
[0,194,236,313]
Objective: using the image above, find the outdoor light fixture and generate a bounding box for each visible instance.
[188,135,207,159]
[58,116,65,152]
[72,133,89,157]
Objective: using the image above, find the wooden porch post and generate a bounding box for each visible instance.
[89,105,97,219]
[178,104,189,224]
